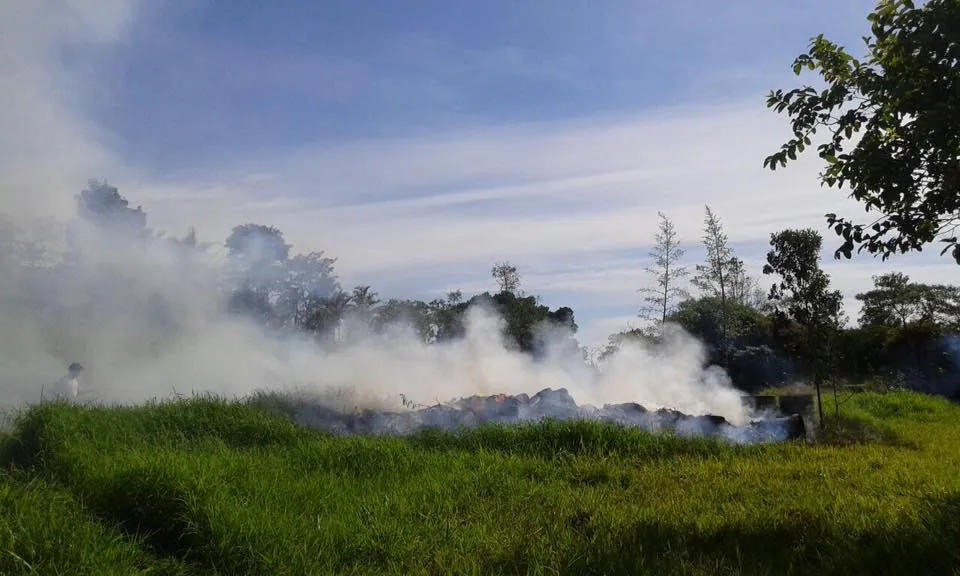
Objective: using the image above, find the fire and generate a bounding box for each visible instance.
[495,394,507,404]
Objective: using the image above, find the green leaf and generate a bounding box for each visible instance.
[765,0,960,264]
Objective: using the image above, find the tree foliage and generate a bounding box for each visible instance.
[691,205,738,357]
[350,285,380,323]
[764,0,960,263]
[763,229,843,329]
[76,179,147,235]
[727,258,769,311]
[491,261,521,294]
[373,299,435,341]
[670,297,772,350]
[640,212,689,330]
[692,206,734,301]
[274,252,339,329]
[856,272,960,329]
[763,228,844,415]
[225,224,290,264]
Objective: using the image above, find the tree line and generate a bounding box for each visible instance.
[6,180,578,359]
[610,205,960,403]
[605,0,960,403]
[58,180,960,402]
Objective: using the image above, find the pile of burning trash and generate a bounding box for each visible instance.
[286,388,806,444]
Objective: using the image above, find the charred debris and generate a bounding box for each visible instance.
[278,388,807,444]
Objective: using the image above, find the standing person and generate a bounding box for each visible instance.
[48,362,83,402]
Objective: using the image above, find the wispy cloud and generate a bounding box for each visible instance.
[146,102,853,270]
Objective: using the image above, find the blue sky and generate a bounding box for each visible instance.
[99,0,872,173]
[2,0,956,348]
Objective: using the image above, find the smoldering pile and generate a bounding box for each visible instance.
[283,387,806,444]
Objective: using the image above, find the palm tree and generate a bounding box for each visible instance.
[350,285,380,324]
[303,289,353,342]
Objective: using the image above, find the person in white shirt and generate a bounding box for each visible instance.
[48,362,83,402]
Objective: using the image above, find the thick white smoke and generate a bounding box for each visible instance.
[0,212,749,424]
[247,305,750,423]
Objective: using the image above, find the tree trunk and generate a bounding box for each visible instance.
[815,369,824,424]
[833,380,839,418]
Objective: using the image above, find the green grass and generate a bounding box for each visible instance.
[1,391,960,575]
[0,474,191,575]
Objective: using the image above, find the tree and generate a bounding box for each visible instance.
[764,230,844,328]
[304,289,353,341]
[76,179,148,235]
[916,284,960,330]
[856,272,960,329]
[547,306,577,332]
[350,285,380,324]
[763,228,844,421]
[691,205,737,359]
[423,289,577,354]
[727,258,770,311]
[763,0,960,264]
[669,297,772,351]
[692,206,734,299]
[668,297,787,392]
[428,293,468,342]
[857,272,916,328]
[168,227,213,252]
[224,224,290,307]
[373,298,434,341]
[225,224,290,264]
[67,180,149,264]
[491,261,521,294]
[598,327,652,362]
[488,291,562,353]
[275,251,339,329]
[446,290,463,306]
[639,212,689,331]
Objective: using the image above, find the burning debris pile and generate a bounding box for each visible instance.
[285,388,806,444]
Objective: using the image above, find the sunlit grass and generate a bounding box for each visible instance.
[1,391,959,574]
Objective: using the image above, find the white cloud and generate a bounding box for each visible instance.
[140,101,858,270]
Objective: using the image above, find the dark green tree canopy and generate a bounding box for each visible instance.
[763,229,843,328]
[856,272,960,329]
[764,0,960,263]
[669,297,772,350]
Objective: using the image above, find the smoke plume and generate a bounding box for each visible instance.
[0,208,754,425]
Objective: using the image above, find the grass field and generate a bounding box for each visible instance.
[1,391,959,575]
